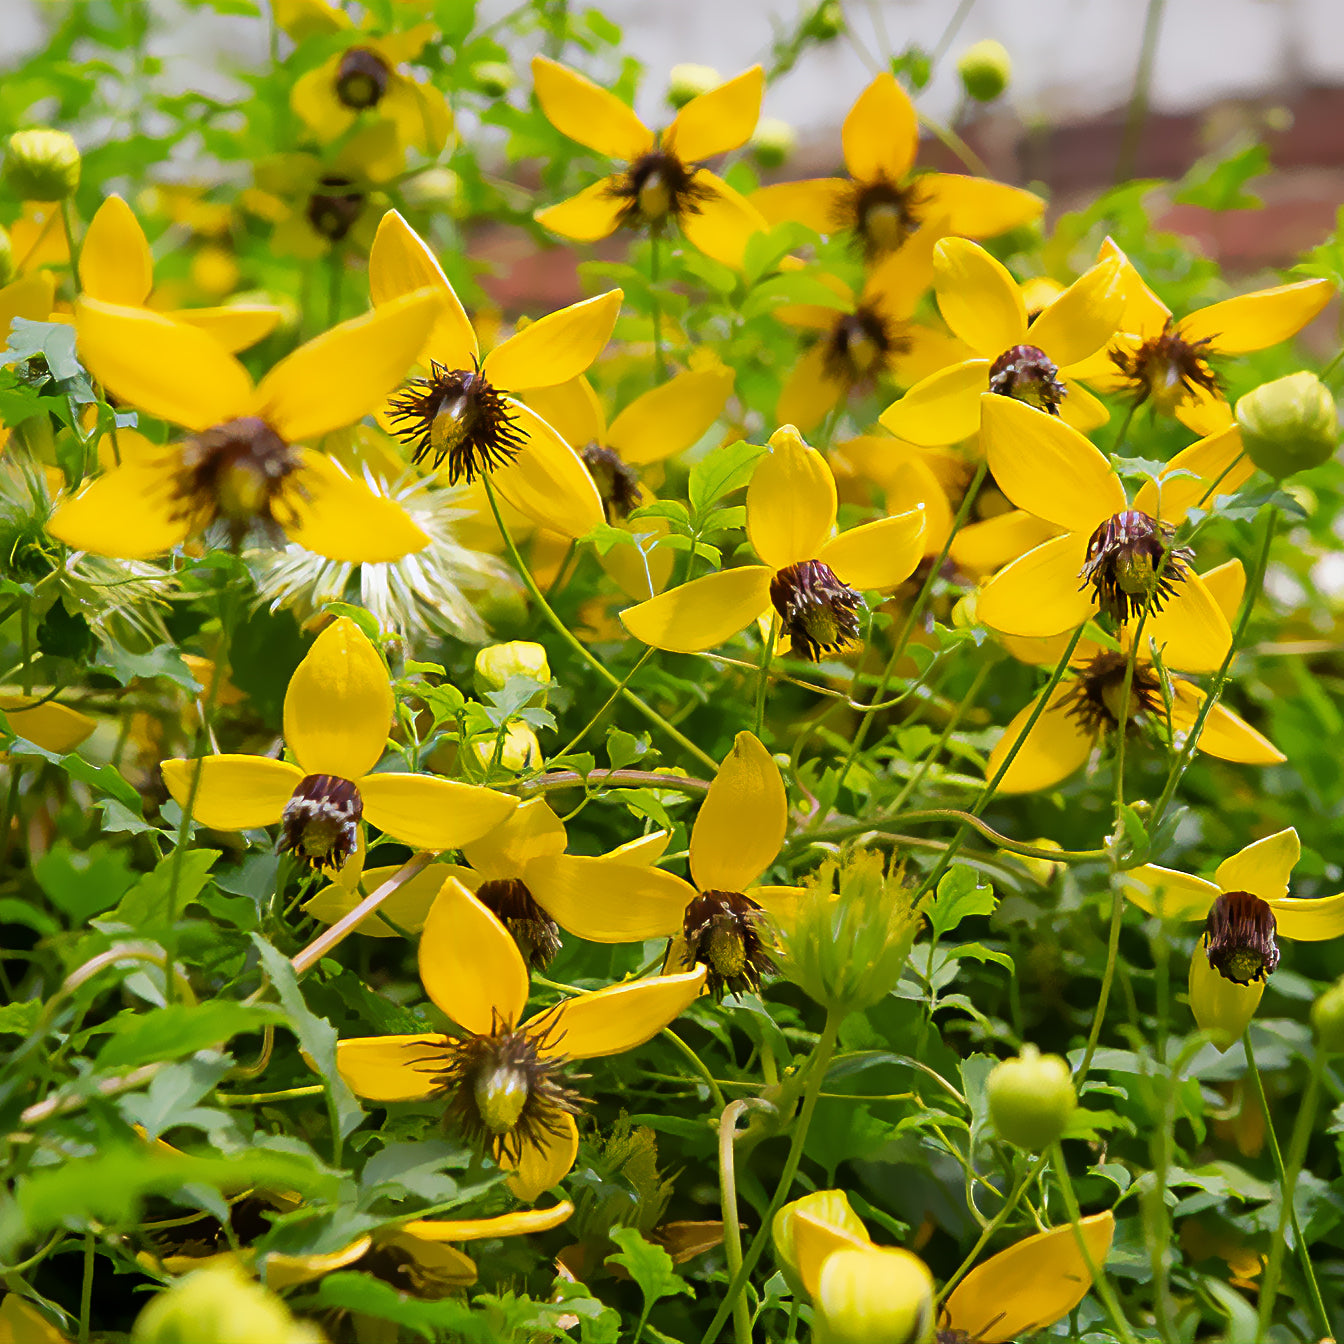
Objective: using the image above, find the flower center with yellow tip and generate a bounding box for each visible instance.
[843,178,922,257]
[1062,650,1164,736]
[1111,318,1220,416]
[175,415,299,543]
[988,344,1066,414]
[769,559,863,661]
[580,443,644,521]
[475,876,562,970]
[306,175,365,242]
[1203,890,1280,985]
[824,309,904,387]
[682,890,775,1001]
[279,773,362,872]
[1079,509,1193,623]
[335,46,391,110]
[610,149,711,229]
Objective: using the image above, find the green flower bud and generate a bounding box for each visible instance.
[474,640,551,701]
[807,1,845,40]
[772,1189,869,1299]
[814,1246,936,1344]
[402,167,462,212]
[0,226,13,287]
[751,117,797,170]
[667,64,722,109]
[956,40,1012,102]
[4,129,81,201]
[1236,371,1338,479]
[131,1262,320,1344]
[1311,975,1344,1054]
[987,1044,1076,1150]
[472,61,515,97]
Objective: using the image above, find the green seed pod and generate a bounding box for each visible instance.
[4,129,81,201]
[751,117,797,170]
[667,63,722,109]
[1236,371,1338,479]
[1311,975,1344,1054]
[987,1044,1076,1150]
[808,1,845,40]
[957,40,1012,103]
[814,1245,936,1344]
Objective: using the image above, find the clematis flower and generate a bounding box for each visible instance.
[336,876,707,1200]
[620,426,925,659]
[49,290,444,562]
[975,396,1254,670]
[527,731,803,1000]
[531,56,767,269]
[369,210,615,540]
[1069,238,1334,436]
[751,72,1043,259]
[880,240,1123,444]
[160,617,517,872]
[77,196,280,353]
[1125,829,1344,1049]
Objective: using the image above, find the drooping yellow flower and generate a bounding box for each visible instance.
[880,240,1123,444]
[160,617,516,872]
[751,73,1043,258]
[78,195,280,353]
[336,876,706,1200]
[49,291,441,562]
[369,210,616,540]
[1125,829,1344,1049]
[975,396,1253,670]
[620,426,925,658]
[531,56,767,269]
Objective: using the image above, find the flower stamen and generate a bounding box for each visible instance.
[607,148,713,229]
[769,559,863,661]
[475,877,563,970]
[306,175,365,242]
[681,890,775,1001]
[988,344,1066,415]
[1079,509,1193,622]
[1203,891,1280,985]
[335,47,391,110]
[174,416,300,544]
[279,773,362,872]
[1111,318,1221,416]
[1061,651,1164,735]
[580,444,643,521]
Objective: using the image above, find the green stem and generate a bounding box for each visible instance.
[719,1098,776,1344]
[662,1028,727,1113]
[754,616,776,740]
[216,1084,326,1105]
[649,231,666,380]
[327,246,344,326]
[887,658,993,814]
[60,198,82,294]
[1116,0,1167,184]
[79,1229,94,1344]
[1076,888,1125,1083]
[553,648,654,760]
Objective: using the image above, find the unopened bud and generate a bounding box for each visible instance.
[957,40,1012,102]
[470,721,542,772]
[814,1246,936,1344]
[808,1,845,40]
[402,167,461,211]
[472,61,515,96]
[474,640,551,701]
[131,1262,323,1343]
[1236,372,1338,479]
[987,1044,1076,1150]
[751,117,796,169]
[1312,975,1344,1054]
[773,1190,869,1299]
[5,129,81,201]
[667,64,721,109]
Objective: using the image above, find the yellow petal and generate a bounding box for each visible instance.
[691,731,786,893]
[174,304,284,354]
[1266,892,1344,941]
[1099,236,1173,336]
[917,173,1045,238]
[523,377,607,452]
[303,864,447,937]
[531,966,707,1059]
[0,697,95,754]
[489,400,605,539]
[161,754,303,831]
[284,616,393,779]
[1141,572,1232,674]
[1197,558,1244,622]
[361,775,519,852]
[79,195,153,306]
[750,179,849,234]
[463,797,567,880]
[605,829,671,865]
[290,60,355,141]
[952,511,1061,579]
[381,77,455,156]
[818,509,925,590]
[776,343,845,432]
[619,566,773,653]
[531,55,653,161]
[419,876,529,1032]
[525,855,693,940]
[0,273,55,340]
[484,290,621,393]
[679,172,767,270]
[976,531,1094,638]
[667,66,763,161]
[1180,278,1334,355]
[944,1214,1115,1344]
[46,455,191,559]
[932,238,1026,356]
[1031,259,1125,369]
[1059,379,1111,433]
[987,682,1095,794]
[265,1236,374,1289]
[607,367,735,466]
[793,1209,872,1300]
[75,298,253,432]
[1189,947,1262,1051]
[256,289,442,443]
[842,73,918,184]
[879,360,989,447]
[981,394,1126,532]
[1175,384,1236,438]
[399,1201,575,1241]
[1215,829,1299,901]
[534,179,627,243]
[1122,865,1219,920]
[747,428,836,569]
[506,1112,578,1202]
[1131,425,1251,526]
[336,1033,448,1101]
[1169,681,1283,766]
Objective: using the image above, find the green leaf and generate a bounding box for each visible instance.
[118,1053,235,1139]
[33,840,137,921]
[605,1226,694,1308]
[9,742,143,812]
[1174,140,1269,212]
[605,726,651,771]
[688,439,766,517]
[924,867,997,938]
[96,1001,284,1068]
[92,642,199,691]
[3,318,84,381]
[0,1000,41,1036]
[110,848,220,930]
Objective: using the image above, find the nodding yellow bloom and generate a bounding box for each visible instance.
[974,396,1254,670]
[160,617,516,873]
[0,694,95,755]
[527,731,803,1001]
[369,210,617,540]
[336,876,706,1200]
[751,72,1043,259]
[1069,237,1334,436]
[531,56,767,269]
[620,426,925,658]
[1125,829,1344,1049]
[880,240,1124,445]
[78,195,280,353]
[986,560,1284,793]
[50,290,443,563]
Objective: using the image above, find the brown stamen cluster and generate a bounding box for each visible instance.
[838,177,922,258]
[1079,509,1193,622]
[387,362,526,484]
[279,773,362,871]
[1062,650,1164,736]
[608,149,713,229]
[174,415,300,543]
[581,444,644,521]
[1110,318,1220,416]
[147,1196,276,1261]
[823,308,905,388]
[988,344,1067,415]
[360,1239,462,1299]
[681,889,776,1000]
[1203,890,1280,985]
[475,877,563,970]
[306,175,365,242]
[335,46,391,110]
[770,559,863,661]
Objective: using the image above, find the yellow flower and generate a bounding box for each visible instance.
[0,694,96,755]
[751,73,1043,258]
[527,731,802,1000]
[880,240,1123,444]
[369,210,617,540]
[160,617,517,871]
[830,435,960,560]
[336,875,706,1200]
[0,1292,70,1344]
[531,56,767,269]
[48,290,441,562]
[1125,829,1344,1049]
[1070,237,1334,435]
[620,426,925,658]
[987,560,1284,793]
[974,396,1254,670]
[78,195,280,353]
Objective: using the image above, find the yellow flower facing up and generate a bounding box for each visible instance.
[370,210,617,540]
[527,731,803,1001]
[1069,237,1335,436]
[50,289,443,562]
[336,876,706,1200]
[751,72,1043,259]
[620,426,925,659]
[78,195,281,353]
[880,240,1124,445]
[975,395,1255,670]
[160,617,517,873]
[531,56,767,269]
[1125,829,1344,1049]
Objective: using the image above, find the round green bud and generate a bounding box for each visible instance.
[667,63,721,109]
[1236,371,1338,479]
[987,1044,1075,1150]
[402,167,462,212]
[772,1189,869,1299]
[472,61,515,97]
[131,1262,316,1344]
[751,117,797,170]
[4,129,81,201]
[814,1246,935,1344]
[474,640,551,701]
[0,226,13,288]
[1311,975,1344,1054]
[808,1,845,40]
[957,40,1012,102]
